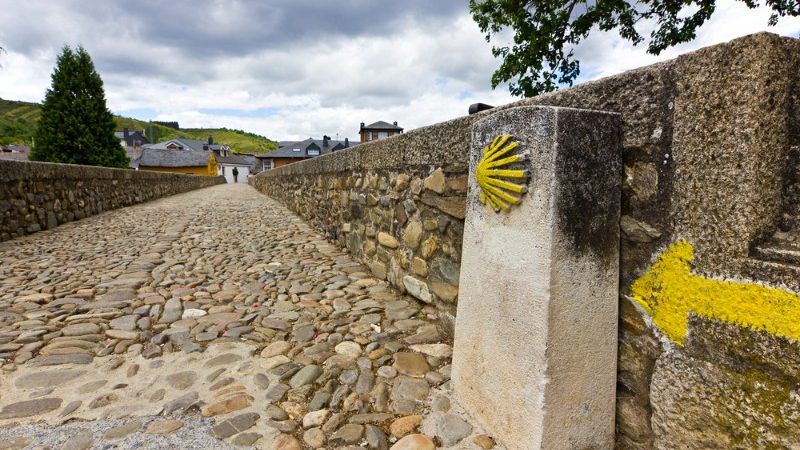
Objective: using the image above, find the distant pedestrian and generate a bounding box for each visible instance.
[232,167,239,183]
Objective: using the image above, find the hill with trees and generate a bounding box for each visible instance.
[0,98,278,154]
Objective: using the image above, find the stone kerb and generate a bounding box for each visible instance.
[451,106,622,449]
[0,159,195,181]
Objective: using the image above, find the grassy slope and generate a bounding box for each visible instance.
[0,99,40,145]
[0,98,278,154]
[181,128,279,154]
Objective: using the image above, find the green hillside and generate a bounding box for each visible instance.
[181,128,279,154]
[0,98,279,154]
[113,116,183,144]
[0,99,40,145]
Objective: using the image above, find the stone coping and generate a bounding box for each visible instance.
[0,159,220,181]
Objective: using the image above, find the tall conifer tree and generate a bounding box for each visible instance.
[31,46,129,168]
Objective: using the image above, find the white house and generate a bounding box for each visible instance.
[217,154,253,183]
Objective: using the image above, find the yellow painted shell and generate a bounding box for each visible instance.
[476,134,528,212]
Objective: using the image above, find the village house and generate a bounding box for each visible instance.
[116,128,150,166]
[142,136,230,155]
[134,147,216,175]
[217,153,255,183]
[359,120,402,142]
[115,128,149,149]
[256,135,353,171]
[0,144,30,161]
[131,136,227,175]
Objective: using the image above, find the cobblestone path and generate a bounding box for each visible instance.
[0,184,496,450]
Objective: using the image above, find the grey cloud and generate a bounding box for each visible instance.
[0,0,473,90]
[130,0,464,54]
[0,1,464,56]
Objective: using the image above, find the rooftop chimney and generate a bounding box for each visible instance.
[323,135,329,148]
[208,135,213,145]
[345,138,349,148]
[393,121,398,126]
[123,128,129,139]
[360,122,365,129]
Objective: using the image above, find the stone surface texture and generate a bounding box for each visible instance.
[0,184,494,449]
[452,106,621,450]
[250,116,474,337]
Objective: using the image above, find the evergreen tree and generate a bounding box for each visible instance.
[30,46,129,168]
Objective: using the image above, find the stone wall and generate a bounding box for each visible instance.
[249,117,477,334]
[0,160,224,241]
[251,32,800,448]
[512,32,800,449]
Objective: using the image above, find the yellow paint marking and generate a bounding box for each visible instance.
[207,153,217,176]
[631,240,800,345]
[476,134,528,212]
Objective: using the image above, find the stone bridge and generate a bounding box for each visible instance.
[0,184,468,449]
[2,32,800,450]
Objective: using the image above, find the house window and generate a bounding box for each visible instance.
[264,160,273,170]
[308,149,320,156]
[378,131,388,139]
[293,148,300,152]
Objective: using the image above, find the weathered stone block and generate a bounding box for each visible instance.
[452,106,621,450]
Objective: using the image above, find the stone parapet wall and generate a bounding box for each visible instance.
[489,33,800,449]
[250,116,481,332]
[251,33,800,449]
[0,159,224,241]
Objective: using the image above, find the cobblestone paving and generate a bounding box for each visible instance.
[0,184,499,449]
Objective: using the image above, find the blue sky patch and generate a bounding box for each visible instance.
[456,90,473,100]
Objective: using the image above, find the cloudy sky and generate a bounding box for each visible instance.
[0,1,798,141]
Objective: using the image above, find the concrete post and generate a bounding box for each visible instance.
[451,106,622,449]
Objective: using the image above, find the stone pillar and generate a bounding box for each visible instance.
[451,106,622,449]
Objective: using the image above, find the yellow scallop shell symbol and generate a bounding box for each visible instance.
[476,134,528,212]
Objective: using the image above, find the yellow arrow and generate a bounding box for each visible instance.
[631,240,800,346]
